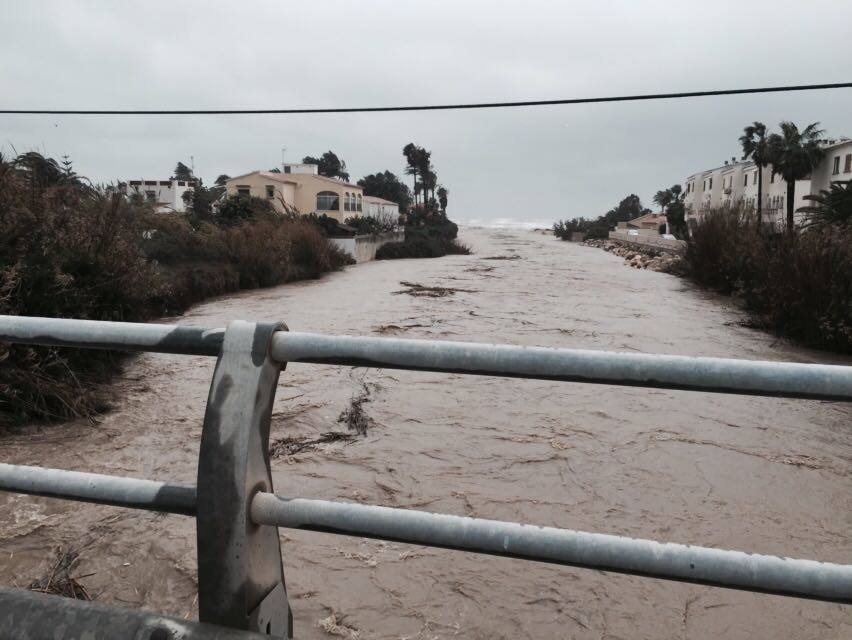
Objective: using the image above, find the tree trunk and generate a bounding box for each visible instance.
[412,171,417,206]
[756,166,763,232]
[786,180,796,232]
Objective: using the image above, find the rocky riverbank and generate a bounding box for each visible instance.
[582,238,683,273]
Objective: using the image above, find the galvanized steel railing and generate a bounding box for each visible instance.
[0,315,851,639]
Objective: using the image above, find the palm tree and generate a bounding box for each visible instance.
[422,170,437,208]
[766,121,825,231]
[437,186,448,215]
[799,180,852,230]
[402,143,419,205]
[652,189,672,212]
[739,122,770,228]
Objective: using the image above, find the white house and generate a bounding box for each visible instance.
[362,195,400,220]
[122,179,197,213]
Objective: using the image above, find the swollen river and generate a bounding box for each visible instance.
[1,227,850,638]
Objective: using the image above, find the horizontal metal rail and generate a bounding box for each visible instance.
[0,586,274,639]
[0,463,196,515]
[0,314,225,356]
[1,315,850,400]
[2,464,850,604]
[273,332,852,400]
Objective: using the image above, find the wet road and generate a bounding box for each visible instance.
[1,227,850,639]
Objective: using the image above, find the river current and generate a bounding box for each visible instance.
[1,227,849,639]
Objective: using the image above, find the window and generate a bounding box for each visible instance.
[129,180,142,186]
[703,180,706,191]
[284,166,291,173]
[265,185,275,199]
[159,181,171,186]
[708,177,712,189]
[178,181,186,186]
[344,192,351,212]
[743,174,748,186]
[145,190,156,202]
[770,172,775,184]
[237,186,250,197]
[844,154,852,174]
[833,157,840,175]
[144,181,157,186]
[356,194,362,212]
[316,191,339,211]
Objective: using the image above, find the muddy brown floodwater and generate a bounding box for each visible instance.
[2,227,851,639]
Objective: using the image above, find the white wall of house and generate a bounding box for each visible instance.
[281,163,319,175]
[124,179,196,213]
[363,196,400,220]
[810,140,852,193]
[331,230,405,263]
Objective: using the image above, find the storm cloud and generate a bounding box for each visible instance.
[2,0,851,223]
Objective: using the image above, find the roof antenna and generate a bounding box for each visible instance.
[281,147,287,171]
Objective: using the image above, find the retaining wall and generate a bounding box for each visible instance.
[331,230,405,263]
[608,231,686,255]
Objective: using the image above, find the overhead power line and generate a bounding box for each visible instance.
[1,82,850,116]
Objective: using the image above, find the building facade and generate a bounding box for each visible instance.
[122,179,197,213]
[809,139,852,194]
[225,164,367,222]
[683,137,850,228]
[363,195,400,220]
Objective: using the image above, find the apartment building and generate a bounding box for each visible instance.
[683,137,850,228]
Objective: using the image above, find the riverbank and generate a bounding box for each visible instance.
[2,227,849,639]
[580,211,852,354]
[582,238,683,272]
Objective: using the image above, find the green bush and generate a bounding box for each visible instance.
[376,216,469,260]
[344,213,398,235]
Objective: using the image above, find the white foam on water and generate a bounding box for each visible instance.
[458,217,552,230]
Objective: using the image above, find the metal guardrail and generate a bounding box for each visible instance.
[0,315,851,638]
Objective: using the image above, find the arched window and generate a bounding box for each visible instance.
[356,194,362,212]
[344,192,351,212]
[316,191,339,211]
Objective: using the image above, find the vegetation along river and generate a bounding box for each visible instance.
[1,227,850,639]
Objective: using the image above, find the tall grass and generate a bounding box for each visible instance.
[684,206,852,352]
[0,154,352,427]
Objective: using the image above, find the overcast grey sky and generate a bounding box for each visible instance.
[2,1,851,224]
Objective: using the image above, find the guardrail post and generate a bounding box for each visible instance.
[197,320,292,637]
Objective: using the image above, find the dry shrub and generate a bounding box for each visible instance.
[0,153,353,427]
[685,206,852,352]
[0,158,165,426]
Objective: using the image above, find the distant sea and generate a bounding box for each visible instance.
[457,218,552,230]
